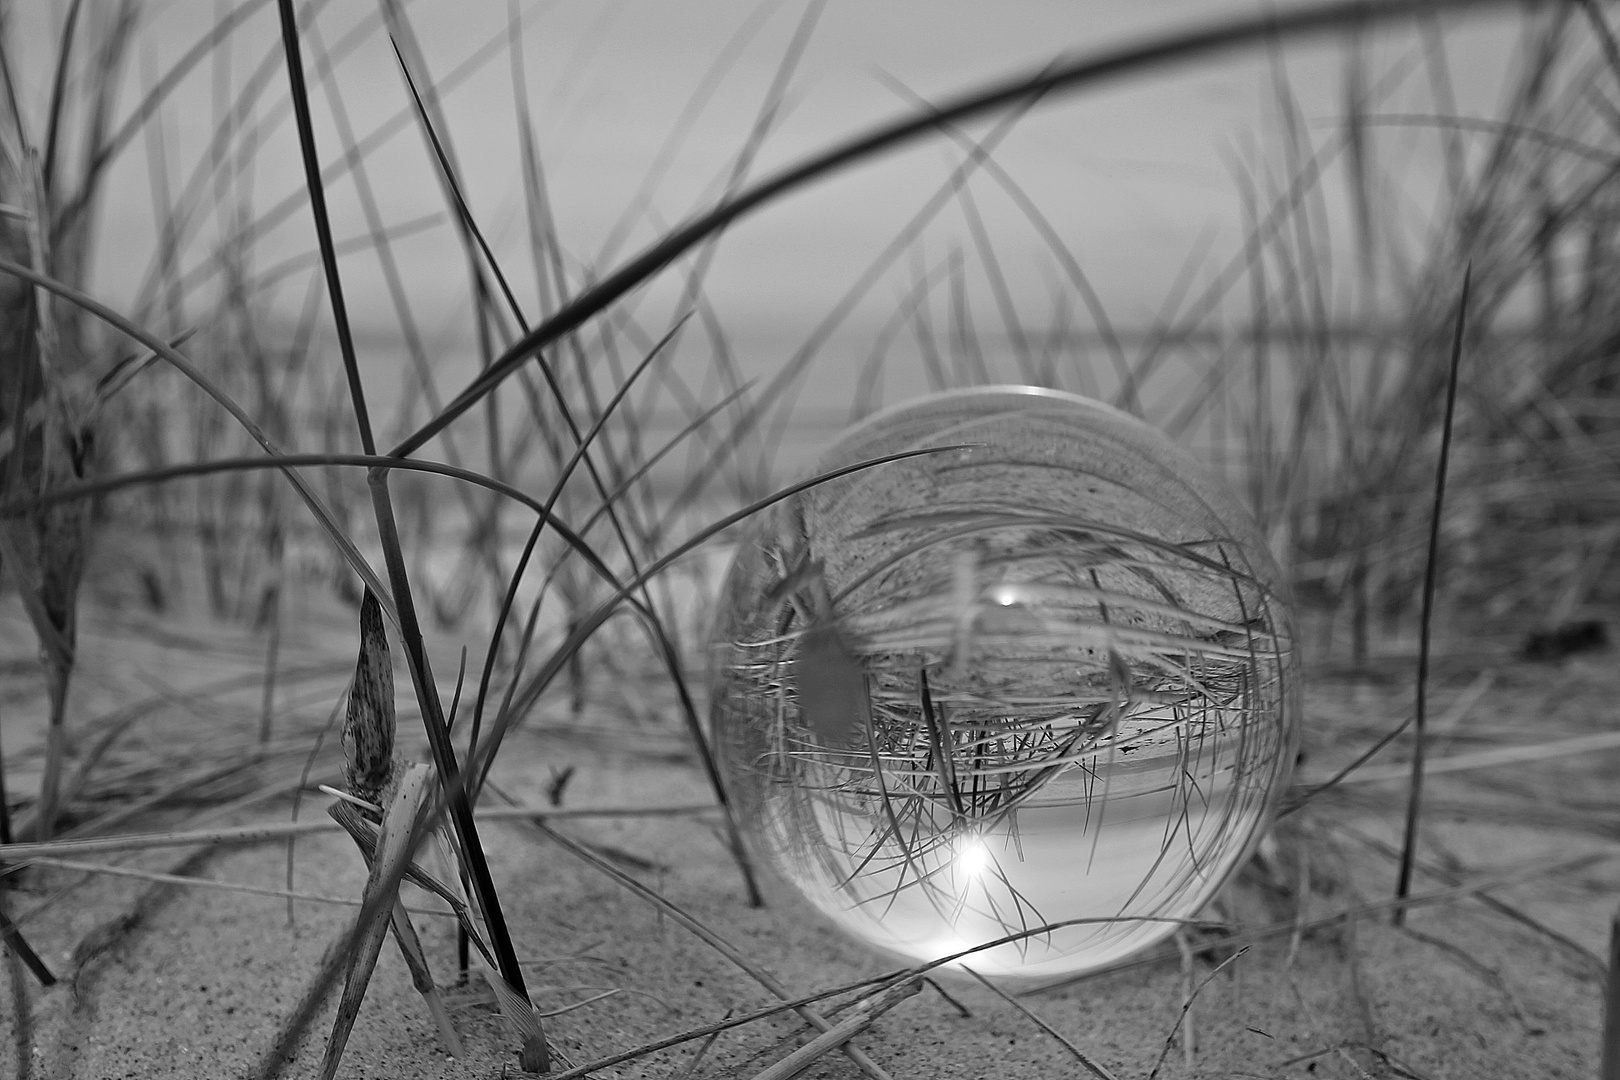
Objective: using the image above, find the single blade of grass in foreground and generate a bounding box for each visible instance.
[1394,263,1470,925]
[272,1,538,1053]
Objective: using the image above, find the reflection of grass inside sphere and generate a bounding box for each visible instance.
[710,387,1299,980]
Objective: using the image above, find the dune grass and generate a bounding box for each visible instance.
[0,0,1616,1076]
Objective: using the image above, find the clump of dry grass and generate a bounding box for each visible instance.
[0,0,1616,1077]
[1209,3,1620,650]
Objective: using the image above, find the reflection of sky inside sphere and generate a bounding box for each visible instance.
[710,388,1299,980]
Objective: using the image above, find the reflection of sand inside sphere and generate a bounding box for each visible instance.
[761,696,1268,979]
[711,388,1297,978]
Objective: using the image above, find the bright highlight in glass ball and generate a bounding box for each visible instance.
[709,387,1298,981]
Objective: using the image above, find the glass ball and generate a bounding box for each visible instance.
[708,386,1298,981]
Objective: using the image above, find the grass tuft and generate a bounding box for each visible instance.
[0,1,1614,1074]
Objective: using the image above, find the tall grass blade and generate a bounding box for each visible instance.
[40,0,83,193]
[383,24,529,334]
[275,0,541,1032]
[1393,263,1470,923]
[275,0,374,453]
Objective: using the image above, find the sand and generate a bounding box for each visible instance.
[0,548,1614,1078]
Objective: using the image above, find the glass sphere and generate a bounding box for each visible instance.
[708,386,1298,981]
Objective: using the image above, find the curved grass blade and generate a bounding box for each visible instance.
[393,0,1521,460]
[0,452,614,588]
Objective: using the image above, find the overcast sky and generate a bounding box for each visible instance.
[10,1,1533,418]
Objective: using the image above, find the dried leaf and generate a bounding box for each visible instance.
[342,590,395,811]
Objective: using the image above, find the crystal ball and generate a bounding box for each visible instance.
[708,386,1298,980]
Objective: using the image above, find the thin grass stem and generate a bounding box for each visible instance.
[1393,263,1470,923]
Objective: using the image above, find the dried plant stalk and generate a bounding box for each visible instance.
[744,977,922,1080]
[325,787,465,1061]
[320,762,434,1079]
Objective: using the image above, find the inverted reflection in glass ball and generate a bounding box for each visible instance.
[709,387,1298,981]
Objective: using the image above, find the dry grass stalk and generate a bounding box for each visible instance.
[743,976,922,1080]
[536,980,892,1080]
[1174,931,1198,1068]
[320,589,466,1066]
[527,814,895,1080]
[319,762,448,1077]
[0,63,88,991]
[672,1021,729,1079]
[0,263,87,848]
[20,854,453,913]
[1068,848,1616,989]
[329,804,553,1066]
[1329,821,1609,976]
[329,806,464,1062]
[0,801,719,862]
[1302,729,1620,787]
[963,966,1121,1080]
[1396,923,1535,1032]
[1147,947,1250,1080]
[1,2,1612,1074]
[1604,903,1619,1080]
